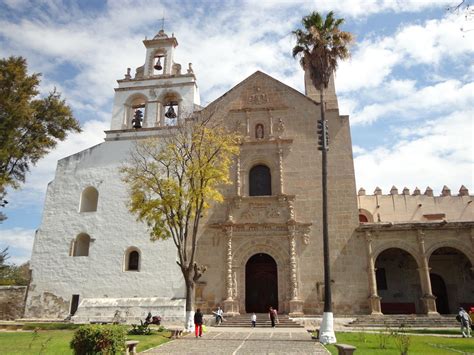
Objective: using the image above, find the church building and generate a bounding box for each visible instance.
[24,31,474,323]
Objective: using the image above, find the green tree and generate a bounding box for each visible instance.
[0,247,30,286]
[293,11,352,344]
[121,114,239,328]
[0,56,81,220]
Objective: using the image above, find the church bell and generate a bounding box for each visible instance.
[154,57,163,71]
[164,105,177,119]
[132,109,143,129]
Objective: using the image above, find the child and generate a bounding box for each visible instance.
[194,308,203,338]
[251,313,257,327]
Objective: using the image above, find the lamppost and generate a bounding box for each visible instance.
[317,106,336,344]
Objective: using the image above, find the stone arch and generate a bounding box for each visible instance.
[124,247,141,272]
[232,239,289,313]
[372,243,422,268]
[124,93,148,128]
[358,209,373,223]
[373,245,423,314]
[426,240,474,266]
[73,233,91,257]
[79,186,98,212]
[427,244,474,313]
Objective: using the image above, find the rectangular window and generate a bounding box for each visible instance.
[70,294,80,316]
[376,268,387,290]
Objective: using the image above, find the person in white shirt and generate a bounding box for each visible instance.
[251,313,257,327]
[215,306,224,325]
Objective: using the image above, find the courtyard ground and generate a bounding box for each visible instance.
[142,327,328,354]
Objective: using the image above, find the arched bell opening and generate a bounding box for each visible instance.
[160,92,181,126]
[125,95,147,129]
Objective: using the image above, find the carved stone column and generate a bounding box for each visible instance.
[236,155,241,196]
[223,226,239,315]
[225,227,233,300]
[278,143,284,195]
[288,226,303,316]
[245,110,250,137]
[364,232,382,315]
[417,230,438,315]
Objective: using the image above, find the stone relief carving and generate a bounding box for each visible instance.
[232,271,238,299]
[248,86,269,105]
[276,118,285,138]
[266,207,281,219]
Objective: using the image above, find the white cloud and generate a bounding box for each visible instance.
[244,0,452,18]
[0,228,35,265]
[394,14,473,65]
[351,80,474,124]
[354,110,473,194]
[337,11,472,97]
[337,39,401,92]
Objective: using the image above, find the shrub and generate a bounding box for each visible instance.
[128,321,151,335]
[70,324,126,355]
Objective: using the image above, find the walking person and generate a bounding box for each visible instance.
[269,306,278,328]
[215,306,224,325]
[194,308,203,338]
[251,312,257,328]
[458,307,472,338]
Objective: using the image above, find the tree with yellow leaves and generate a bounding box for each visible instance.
[121,113,239,329]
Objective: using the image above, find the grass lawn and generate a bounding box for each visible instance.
[325,332,474,355]
[0,329,172,354]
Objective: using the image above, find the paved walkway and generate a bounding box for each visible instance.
[143,327,329,354]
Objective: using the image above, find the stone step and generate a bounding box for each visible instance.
[348,315,460,328]
[210,314,303,328]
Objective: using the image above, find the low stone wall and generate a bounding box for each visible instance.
[71,297,186,325]
[0,286,27,320]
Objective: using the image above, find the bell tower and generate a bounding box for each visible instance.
[108,30,200,133]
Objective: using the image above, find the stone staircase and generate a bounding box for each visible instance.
[347,314,459,328]
[214,313,303,328]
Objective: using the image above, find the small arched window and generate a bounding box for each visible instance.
[125,248,141,271]
[249,165,272,196]
[73,233,90,257]
[359,214,369,223]
[79,186,98,212]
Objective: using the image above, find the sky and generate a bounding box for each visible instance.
[0,0,473,265]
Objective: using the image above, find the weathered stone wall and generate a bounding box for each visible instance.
[25,139,186,320]
[358,190,473,223]
[0,286,27,320]
[194,72,363,315]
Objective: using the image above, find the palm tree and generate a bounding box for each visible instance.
[293,11,352,345]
